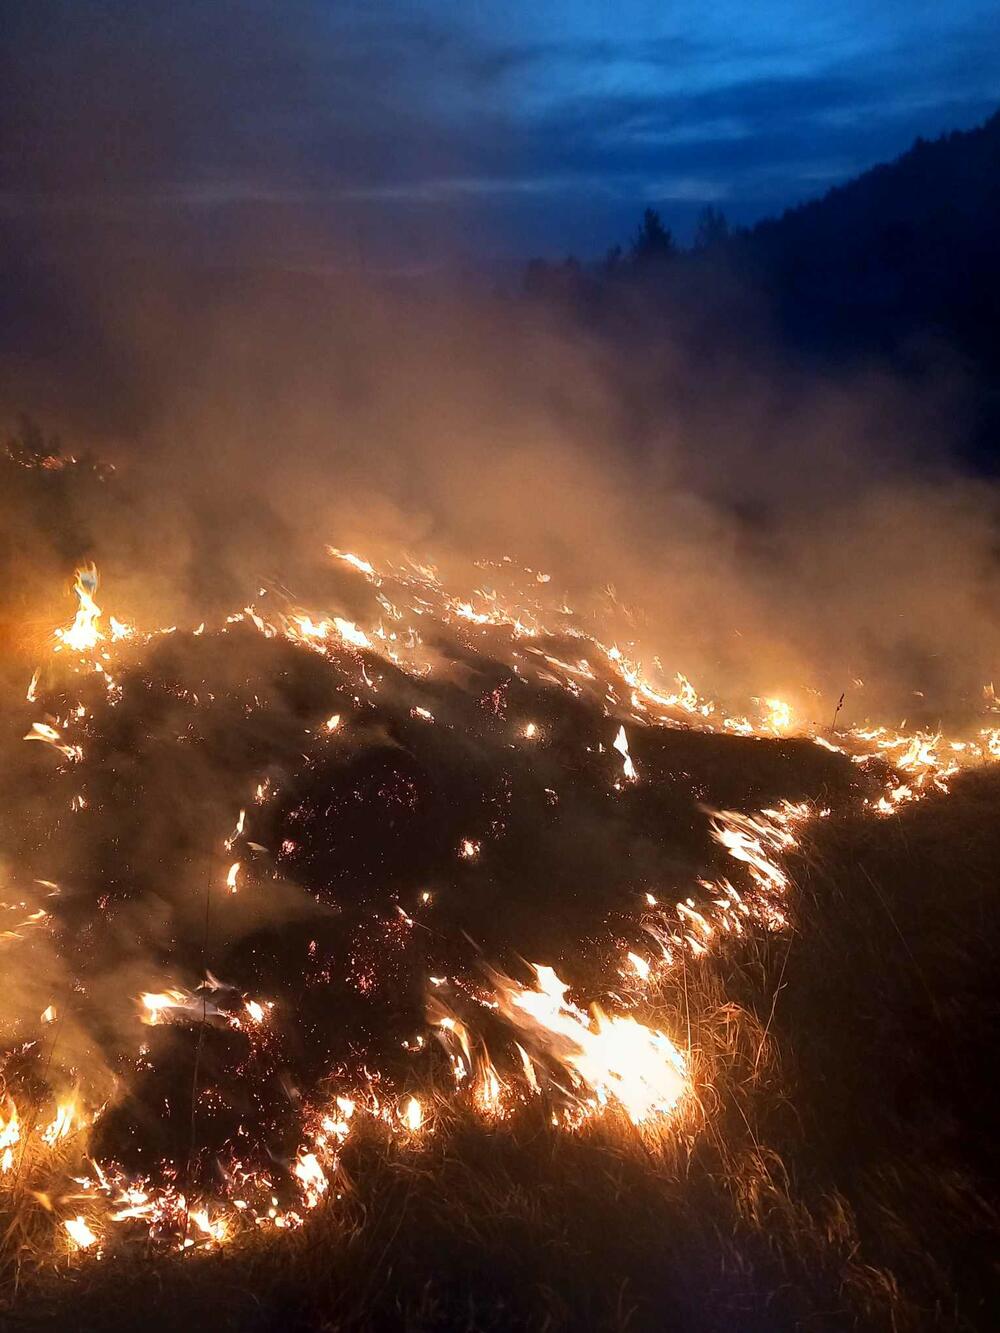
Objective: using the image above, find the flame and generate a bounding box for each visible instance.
[4,548,998,1261]
[139,988,221,1026]
[496,966,687,1125]
[188,1208,228,1245]
[64,1216,98,1249]
[333,618,370,650]
[627,952,651,981]
[329,548,377,577]
[292,1150,328,1209]
[42,1096,82,1147]
[54,564,103,653]
[761,697,793,733]
[224,809,246,850]
[613,725,637,781]
[24,721,83,762]
[1,1098,21,1173]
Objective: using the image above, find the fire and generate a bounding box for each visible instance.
[140,991,185,1024]
[4,547,999,1268]
[613,725,638,781]
[41,1096,81,1147]
[188,1208,227,1245]
[474,1057,503,1113]
[287,613,331,642]
[627,952,651,981]
[430,965,688,1127]
[329,548,376,577]
[23,721,83,762]
[292,1150,328,1209]
[333,617,370,650]
[1,1098,21,1173]
[495,966,688,1125]
[64,1216,98,1250]
[54,564,103,653]
[224,809,246,850]
[761,697,793,733]
[710,807,796,898]
[139,989,220,1025]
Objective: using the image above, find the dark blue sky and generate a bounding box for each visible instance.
[2,1,998,266]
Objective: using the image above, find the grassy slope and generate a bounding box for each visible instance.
[4,769,998,1332]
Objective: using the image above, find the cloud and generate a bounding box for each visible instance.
[0,0,997,260]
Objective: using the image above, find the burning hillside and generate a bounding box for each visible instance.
[3,513,998,1272]
[3,3,1000,1321]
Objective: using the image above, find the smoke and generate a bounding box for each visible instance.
[2,247,998,724]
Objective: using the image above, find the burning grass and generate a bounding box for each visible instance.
[1,492,999,1327]
[7,782,999,1331]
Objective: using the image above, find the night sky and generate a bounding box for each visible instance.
[2,1,999,267]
